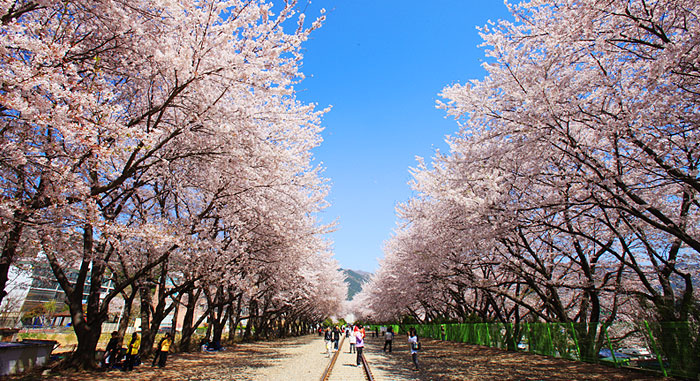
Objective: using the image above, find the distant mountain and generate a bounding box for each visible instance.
[341,269,372,300]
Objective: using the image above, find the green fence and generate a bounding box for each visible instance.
[368,321,699,379]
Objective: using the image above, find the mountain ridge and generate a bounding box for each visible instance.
[341,268,372,300]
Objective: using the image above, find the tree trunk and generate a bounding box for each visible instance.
[211,311,227,345]
[0,218,25,307]
[139,282,154,356]
[228,293,243,342]
[48,224,110,370]
[70,319,103,369]
[204,310,212,342]
[208,294,232,345]
[117,287,138,347]
[227,304,236,342]
[243,299,255,341]
[171,294,181,337]
[140,261,181,358]
[179,288,203,352]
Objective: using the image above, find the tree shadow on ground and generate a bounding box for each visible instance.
[364,337,667,381]
[10,336,318,381]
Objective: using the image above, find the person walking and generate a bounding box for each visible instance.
[349,327,357,353]
[383,326,394,352]
[125,332,140,371]
[332,326,340,351]
[354,324,365,367]
[153,332,173,368]
[408,328,420,371]
[324,327,333,357]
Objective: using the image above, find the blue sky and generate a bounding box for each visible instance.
[296,1,512,272]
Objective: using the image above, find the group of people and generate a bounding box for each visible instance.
[321,324,367,366]
[322,326,342,356]
[375,325,420,370]
[102,331,173,371]
[320,324,421,371]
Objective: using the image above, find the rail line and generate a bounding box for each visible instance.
[360,351,375,381]
[320,336,375,381]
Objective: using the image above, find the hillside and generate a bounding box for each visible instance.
[341,269,372,300]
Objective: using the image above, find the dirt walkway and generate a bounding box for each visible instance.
[12,335,330,381]
[362,336,665,381]
[10,334,667,380]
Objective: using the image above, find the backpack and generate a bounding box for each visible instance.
[411,339,420,351]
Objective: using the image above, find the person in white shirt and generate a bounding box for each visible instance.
[349,327,357,353]
[383,327,394,352]
[408,328,419,371]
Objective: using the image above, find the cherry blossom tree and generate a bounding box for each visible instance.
[0,0,344,369]
[360,0,698,372]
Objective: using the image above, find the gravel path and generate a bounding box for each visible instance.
[251,335,328,380]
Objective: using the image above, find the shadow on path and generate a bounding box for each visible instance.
[364,336,666,381]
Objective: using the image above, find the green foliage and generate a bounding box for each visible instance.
[399,315,418,325]
[402,321,699,379]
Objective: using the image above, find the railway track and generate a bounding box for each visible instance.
[320,336,375,381]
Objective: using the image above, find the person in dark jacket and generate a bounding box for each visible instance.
[103,331,120,369]
[332,326,341,350]
[324,327,333,357]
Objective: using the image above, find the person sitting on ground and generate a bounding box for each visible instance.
[206,340,223,351]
